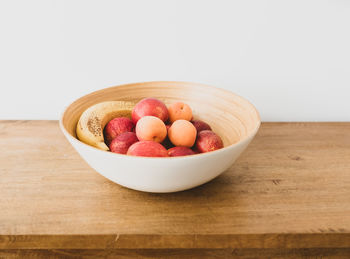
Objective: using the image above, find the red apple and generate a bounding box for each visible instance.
[191,120,212,133]
[132,98,169,123]
[109,132,139,154]
[104,117,135,145]
[127,141,168,157]
[195,130,223,153]
[168,146,195,157]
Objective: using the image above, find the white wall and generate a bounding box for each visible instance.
[0,0,349,121]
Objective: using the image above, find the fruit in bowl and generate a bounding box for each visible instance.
[168,120,197,148]
[168,146,196,157]
[75,96,224,157]
[109,132,139,154]
[75,101,134,150]
[104,117,135,146]
[60,81,260,192]
[127,141,168,157]
[132,97,169,123]
[168,102,193,123]
[191,119,212,132]
[195,130,224,153]
[135,116,167,143]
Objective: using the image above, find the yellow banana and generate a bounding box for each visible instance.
[76,101,135,150]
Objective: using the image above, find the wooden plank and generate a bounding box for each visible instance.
[0,121,349,249]
[0,234,350,249]
[1,248,350,259]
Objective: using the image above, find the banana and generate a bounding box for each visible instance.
[76,101,135,150]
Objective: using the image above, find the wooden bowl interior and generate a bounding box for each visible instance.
[62,82,260,147]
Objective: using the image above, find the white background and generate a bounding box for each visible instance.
[0,0,349,121]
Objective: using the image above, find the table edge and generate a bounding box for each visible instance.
[1,233,349,249]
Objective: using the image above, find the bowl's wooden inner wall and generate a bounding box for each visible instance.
[62,82,260,147]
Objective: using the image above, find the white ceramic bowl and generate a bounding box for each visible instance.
[59,81,260,193]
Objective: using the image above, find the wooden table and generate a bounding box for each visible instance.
[0,121,349,258]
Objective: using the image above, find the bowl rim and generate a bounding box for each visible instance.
[59,81,261,160]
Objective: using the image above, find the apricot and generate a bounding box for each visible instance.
[135,116,167,143]
[168,120,197,147]
[168,102,192,123]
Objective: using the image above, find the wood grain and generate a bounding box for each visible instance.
[0,121,349,250]
[1,248,350,259]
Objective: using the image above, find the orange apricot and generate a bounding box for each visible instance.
[135,116,167,143]
[168,120,197,147]
[168,102,193,123]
